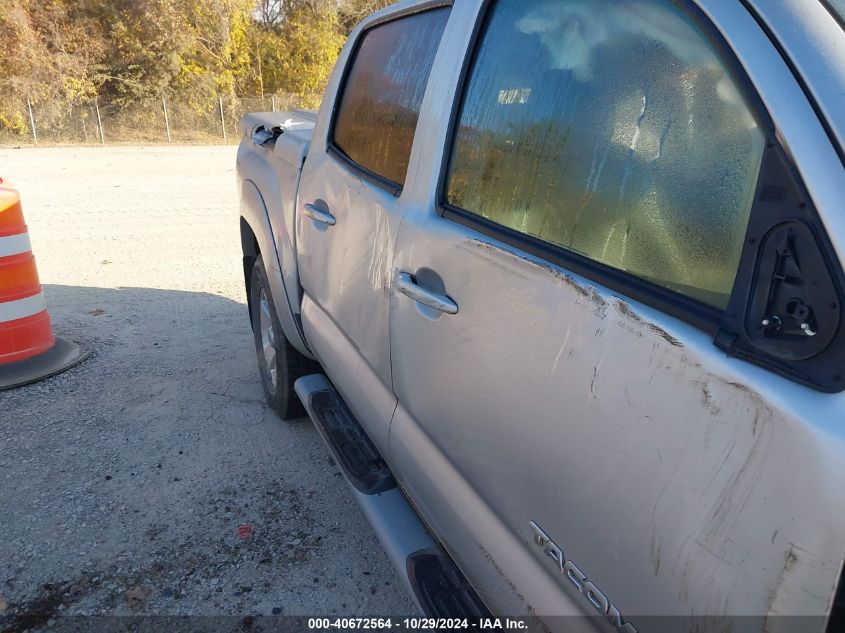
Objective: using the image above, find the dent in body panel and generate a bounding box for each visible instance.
[296,149,403,407]
[459,236,844,622]
[388,400,596,628]
[334,175,398,381]
[764,544,843,630]
[300,293,397,456]
[662,381,774,605]
[466,238,692,337]
[631,343,841,622]
[619,312,839,622]
[467,238,608,323]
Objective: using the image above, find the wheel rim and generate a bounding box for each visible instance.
[258,287,278,390]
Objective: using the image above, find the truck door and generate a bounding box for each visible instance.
[388,0,845,626]
[295,6,450,453]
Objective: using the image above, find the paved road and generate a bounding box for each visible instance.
[0,146,413,624]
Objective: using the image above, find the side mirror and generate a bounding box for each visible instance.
[716,142,845,392]
[745,220,840,361]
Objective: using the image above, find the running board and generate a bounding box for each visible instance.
[294,374,491,619]
[302,380,395,495]
[407,549,491,619]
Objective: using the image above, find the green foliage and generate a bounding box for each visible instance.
[0,0,397,134]
[249,2,345,102]
[0,0,102,100]
[338,0,395,35]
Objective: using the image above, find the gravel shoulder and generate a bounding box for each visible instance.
[0,146,414,626]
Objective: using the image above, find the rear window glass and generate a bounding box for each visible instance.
[332,8,450,187]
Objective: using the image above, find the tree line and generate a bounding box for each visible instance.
[0,0,394,135]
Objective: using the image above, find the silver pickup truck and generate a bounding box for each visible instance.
[236,0,845,630]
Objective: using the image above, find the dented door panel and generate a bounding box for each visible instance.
[386,0,845,628]
[296,149,402,454]
[389,216,845,625]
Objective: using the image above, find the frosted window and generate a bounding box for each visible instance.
[446,0,766,309]
[333,8,450,187]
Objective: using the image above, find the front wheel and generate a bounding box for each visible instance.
[250,257,316,420]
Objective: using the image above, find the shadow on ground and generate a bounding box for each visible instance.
[0,285,413,625]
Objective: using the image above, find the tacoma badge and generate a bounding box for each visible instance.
[530,522,637,633]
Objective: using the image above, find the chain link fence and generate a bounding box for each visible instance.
[0,93,321,147]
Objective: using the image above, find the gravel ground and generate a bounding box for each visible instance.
[0,146,414,629]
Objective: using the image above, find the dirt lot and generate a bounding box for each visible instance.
[0,146,413,628]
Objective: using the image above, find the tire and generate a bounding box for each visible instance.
[250,257,317,420]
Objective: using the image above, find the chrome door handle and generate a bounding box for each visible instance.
[396,272,458,315]
[303,203,336,226]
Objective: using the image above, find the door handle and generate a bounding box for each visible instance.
[303,203,336,226]
[396,272,458,315]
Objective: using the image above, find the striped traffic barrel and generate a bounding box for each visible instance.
[0,180,88,389]
[0,183,54,362]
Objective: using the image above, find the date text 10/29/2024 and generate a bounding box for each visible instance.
[307,618,528,630]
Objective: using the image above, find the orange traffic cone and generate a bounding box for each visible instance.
[0,179,88,389]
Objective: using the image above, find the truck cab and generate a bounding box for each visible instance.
[237,1,845,630]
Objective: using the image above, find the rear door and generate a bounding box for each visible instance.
[296,4,450,452]
[389,0,845,627]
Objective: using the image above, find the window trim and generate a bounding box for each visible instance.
[327,1,453,198]
[817,0,845,32]
[444,205,725,332]
[434,0,779,336]
[739,0,845,171]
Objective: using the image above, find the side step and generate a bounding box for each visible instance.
[306,385,395,494]
[407,550,491,619]
[294,374,491,619]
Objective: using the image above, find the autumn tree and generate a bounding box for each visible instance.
[0,0,103,131]
[92,0,255,105]
[247,0,344,101]
[0,0,398,138]
[338,0,395,35]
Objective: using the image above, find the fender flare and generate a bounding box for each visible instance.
[239,179,313,359]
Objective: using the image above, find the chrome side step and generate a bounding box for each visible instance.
[294,374,491,619]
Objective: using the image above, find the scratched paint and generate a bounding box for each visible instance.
[386,232,845,628]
